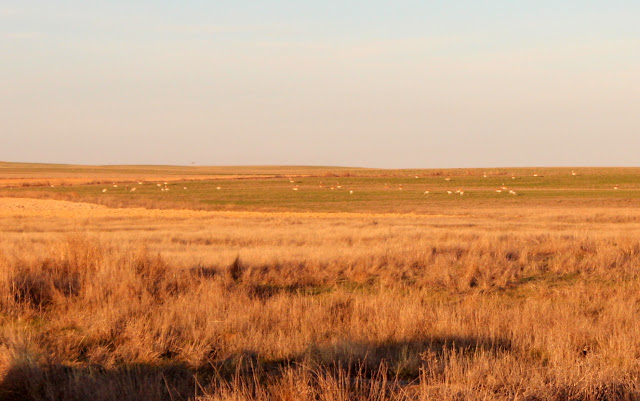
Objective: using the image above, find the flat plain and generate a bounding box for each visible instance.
[1,162,640,400]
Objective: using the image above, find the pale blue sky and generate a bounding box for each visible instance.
[1,1,639,167]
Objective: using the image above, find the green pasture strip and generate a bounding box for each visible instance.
[4,172,640,213]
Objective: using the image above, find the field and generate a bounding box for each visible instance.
[1,162,640,400]
[3,162,640,212]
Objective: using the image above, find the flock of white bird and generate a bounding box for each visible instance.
[284,171,619,197]
[286,172,543,197]
[97,171,622,197]
[101,181,188,193]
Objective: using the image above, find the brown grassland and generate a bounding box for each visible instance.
[1,163,640,400]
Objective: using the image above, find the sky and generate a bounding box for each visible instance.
[1,1,639,168]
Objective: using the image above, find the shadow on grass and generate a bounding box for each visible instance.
[0,362,196,401]
[0,335,513,401]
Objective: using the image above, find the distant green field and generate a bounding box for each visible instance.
[2,163,639,212]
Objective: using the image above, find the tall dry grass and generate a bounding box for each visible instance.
[1,207,640,400]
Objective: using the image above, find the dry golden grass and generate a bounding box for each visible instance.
[1,198,640,400]
[0,175,290,189]
[0,161,365,188]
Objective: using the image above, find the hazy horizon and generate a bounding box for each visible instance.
[2,1,639,168]
[4,160,640,171]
